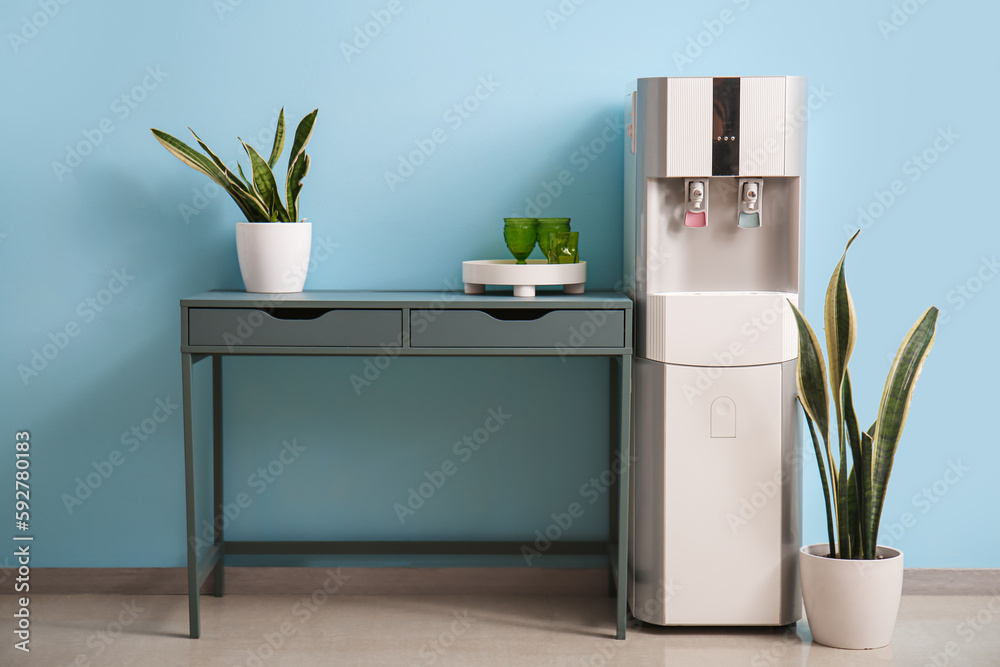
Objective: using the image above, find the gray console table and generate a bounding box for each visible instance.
[180,291,633,639]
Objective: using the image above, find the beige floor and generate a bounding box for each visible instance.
[1,594,997,666]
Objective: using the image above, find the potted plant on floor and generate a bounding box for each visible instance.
[788,230,938,650]
[152,108,319,293]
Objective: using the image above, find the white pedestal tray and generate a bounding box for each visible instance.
[462,260,586,298]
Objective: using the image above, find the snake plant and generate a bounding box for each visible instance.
[789,230,938,560]
[151,108,318,222]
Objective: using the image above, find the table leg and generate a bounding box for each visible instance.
[616,354,632,640]
[181,353,201,639]
[608,360,618,599]
[212,356,225,597]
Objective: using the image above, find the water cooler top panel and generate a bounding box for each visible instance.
[640,76,805,178]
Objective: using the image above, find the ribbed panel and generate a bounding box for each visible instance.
[782,294,799,361]
[647,293,667,362]
[783,77,807,176]
[739,77,786,176]
[666,77,712,177]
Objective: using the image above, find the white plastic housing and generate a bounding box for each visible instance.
[646,292,798,366]
[630,358,800,625]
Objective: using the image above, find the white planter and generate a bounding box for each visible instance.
[800,544,904,650]
[235,222,312,293]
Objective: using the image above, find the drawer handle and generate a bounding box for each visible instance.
[265,308,331,321]
[479,309,553,321]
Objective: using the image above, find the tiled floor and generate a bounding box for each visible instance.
[1,593,997,666]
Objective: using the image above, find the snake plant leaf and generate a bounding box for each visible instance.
[188,129,250,195]
[867,306,939,551]
[267,108,285,170]
[823,231,859,557]
[286,151,310,222]
[836,439,850,558]
[826,230,860,405]
[861,427,875,556]
[237,163,256,196]
[287,109,318,175]
[153,108,316,223]
[789,301,834,505]
[842,371,869,558]
[187,129,271,221]
[803,406,837,557]
[846,468,863,559]
[151,129,264,221]
[151,128,227,184]
[242,140,289,222]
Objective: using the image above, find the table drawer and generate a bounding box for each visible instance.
[410,308,624,348]
[188,308,402,347]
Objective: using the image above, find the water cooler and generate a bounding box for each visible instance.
[624,76,806,625]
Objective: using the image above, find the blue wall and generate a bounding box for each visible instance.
[3,0,996,569]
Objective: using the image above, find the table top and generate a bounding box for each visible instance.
[181,290,632,310]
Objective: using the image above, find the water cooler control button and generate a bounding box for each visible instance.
[710,397,736,438]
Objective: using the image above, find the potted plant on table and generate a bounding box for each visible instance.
[788,230,938,650]
[152,108,319,293]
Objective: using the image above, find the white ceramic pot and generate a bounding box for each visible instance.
[235,222,312,293]
[800,544,904,650]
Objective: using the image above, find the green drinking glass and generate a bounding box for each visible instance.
[535,218,571,257]
[503,218,537,264]
[546,231,579,264]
